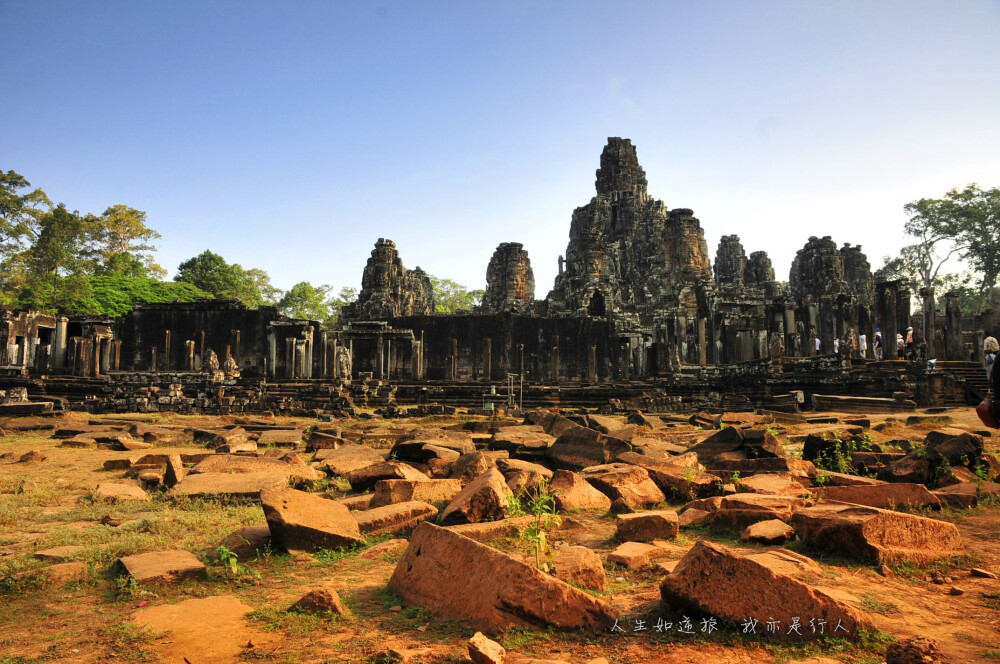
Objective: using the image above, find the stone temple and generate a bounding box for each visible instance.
[0,138,988,413]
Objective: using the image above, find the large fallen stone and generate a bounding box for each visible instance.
[616,510,679,542]
[391,429,476,461]
[260,487,363,552]
[353,501,438,536]
[933,481,1000,508]
[93,482,149,503]
[116,550,207,584]
[687,426,745,463]
[389,522,617,635]
[742,519,795,545]
[815,483,941,510]
[547,426,631,470]
[450,451,509,485]
[616,452,722,499]
[549,469,612,512]
[736,474,809,497]
[468,631,506,664]
[445,516,533,543]
[289,585,349,616]
[712,494,811,530]
[660,540,869,637]
[314,445,387,474]
[607,541,666,569]
[707,457,818,480]
[579,464,665,509]
[257,429,305,448]
[490,426,555,457]
[552,545,606,592]
[927,432,984,466]
[791,503,963,564]
[371,478,463,508]
[346,461,428,491]
[441,468,511,525]
[498,458,553,491]
[219,525,273,561]
[191,454,321,482]
[166,472,290,499]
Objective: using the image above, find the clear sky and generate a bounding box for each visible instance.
[3,1,999,298]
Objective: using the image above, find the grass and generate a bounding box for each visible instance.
[859,591,900,615]
[247,606,341,636]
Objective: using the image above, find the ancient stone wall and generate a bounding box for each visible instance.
[789,236,849,300]
[482,242,535,313]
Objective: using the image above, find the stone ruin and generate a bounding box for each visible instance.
[0,138,994,415]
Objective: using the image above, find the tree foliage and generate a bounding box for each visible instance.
[89,204,165,278]
[277,281,332,321]
[0,169,52,258]
[897,184,1000,313]
[327,287,358,324]
[429,275,484,313]
[174,250,275,307]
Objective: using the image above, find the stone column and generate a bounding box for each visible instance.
[550,335,559,382]
[517,343,524,377]
[450,338,457,381]
[164,330,171,371]
[620,343,630,380]
[819,296,835,356]
[53,316,68,371]
[267,331,276,378]
[113,340,121,371]
[587,345,597,382]
[896,284,912,344]
[483,338,492,382]
[944,291,963,361]
[100,338,111,373]
[698,318,707,365]
[151,347,158,373]
[376,335,384,379]
[186,340,195,371]
[920,287,936,360]
[876,282,898,360]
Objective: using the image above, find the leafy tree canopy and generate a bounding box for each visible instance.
[429,275,484,313]
[174,250,276,307]
[277,281,332,321]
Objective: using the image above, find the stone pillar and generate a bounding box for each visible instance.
[233,330,241,362]
[819,296,835,356]
[376,335,384,379]
[587,345,597,382]
[920,287,936,360]
[944,291,963,361]
[267,331,276,378]
[782,306,795,356]
[164,330,171,371]
[100,338,111,373]
[876,282,898,360]
[53,316,68,371]
[517,343,524,377]
[483,338,492,382]
[550,335,559,382]
[419,331,425,379]
[387,339,393,380]
[151,347,158,373]
[186,340,195,371]
[698,318,707,365]
[896,284,912,344]
[113,340,121,371]
[450,338,458,381]
[330,336,338,379]
[620,343,630,380]
[305,332,313,379]
[199,331,206,365]
[286,337,296,378]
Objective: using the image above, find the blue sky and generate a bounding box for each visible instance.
[3,1,999,297]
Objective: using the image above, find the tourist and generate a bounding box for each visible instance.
[814,337,821,354]
[905,326,915,359]
[873,329,883,361]
[985,337,999,380]
[833,337,840,354]
[859,333,867,359]
[896,333,905,355]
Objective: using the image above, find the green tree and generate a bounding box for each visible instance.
[26,204,90,309]
[89,204,165,278]
[277,281,332,321]
[0,170,52,302]
[944,184,1000,311]
[246,267,282,305]
[900,196,962,290]
[327,286,358,324]
[0,169,52,256]
[174,250,276,307]
[429,275,484,313]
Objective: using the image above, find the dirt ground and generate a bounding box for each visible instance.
[1,407,999,664]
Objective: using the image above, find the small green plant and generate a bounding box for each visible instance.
[508,479,561,572]
[814,471,832,487]
[729,471,741,484]
[215,545,260,582]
